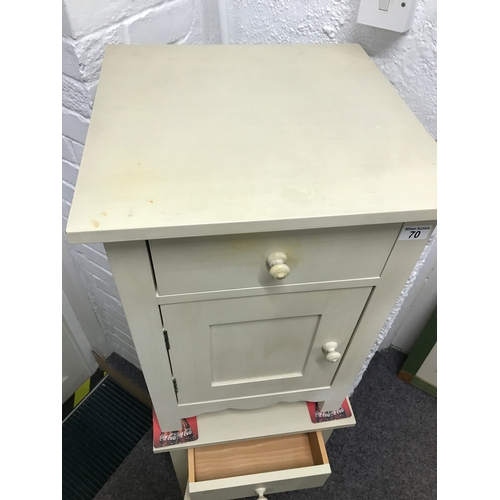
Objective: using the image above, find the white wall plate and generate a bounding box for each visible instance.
[357,0,418,33]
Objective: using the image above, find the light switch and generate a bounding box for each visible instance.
[358,0,417,33]
[379,0,390,11]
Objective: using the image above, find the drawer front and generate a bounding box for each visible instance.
[149,224,400,297]
[188,432,330,500]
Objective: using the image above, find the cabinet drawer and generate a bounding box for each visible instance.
[149,224,400,297]
[187,432,330,500]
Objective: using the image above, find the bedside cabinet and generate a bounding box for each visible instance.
[66,44,436,499]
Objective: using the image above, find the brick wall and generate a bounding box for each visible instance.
[62,0,214,367]
[62,0,437,371]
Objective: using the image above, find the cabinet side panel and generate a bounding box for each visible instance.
[104,241,182,431]
[320,221,437,411]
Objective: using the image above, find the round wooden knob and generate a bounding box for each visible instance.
[266,252,290,280]
[322,342,342,363]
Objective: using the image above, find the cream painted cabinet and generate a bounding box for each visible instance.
[161,287,372,408]
[66,44,436,499]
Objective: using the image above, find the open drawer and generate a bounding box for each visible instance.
[186,431,331,500]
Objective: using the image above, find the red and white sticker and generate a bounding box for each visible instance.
[398,225,433,241]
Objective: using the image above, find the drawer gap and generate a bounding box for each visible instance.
[189,432,326,482]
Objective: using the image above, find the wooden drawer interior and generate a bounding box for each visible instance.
[188,431,328,482]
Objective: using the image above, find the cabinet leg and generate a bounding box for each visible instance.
[322,429,334,443]
[169,449,188,497]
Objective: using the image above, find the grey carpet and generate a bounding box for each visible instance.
[63,377,152,500]
[93,348,436,500]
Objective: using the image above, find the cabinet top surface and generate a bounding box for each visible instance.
[66,44,436,244]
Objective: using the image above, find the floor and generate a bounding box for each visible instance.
[62,375,153,499]
[63,347,437,500]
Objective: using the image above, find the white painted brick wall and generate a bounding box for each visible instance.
[73,24,128,84]
[62,76,93,118]
[62,1,74,38]
[64,0,167,38]
[62,160,78,187]
[62,38,81,80]
[62,137,77,164]
[68,139,84,164]
[126,0,199,44]
[62,108,89,144]
[62,0,437,374]
[226,0,437,140]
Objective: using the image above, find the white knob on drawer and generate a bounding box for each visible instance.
[322,342,342,363]
[255,487,268,500]
[266,252,290,280]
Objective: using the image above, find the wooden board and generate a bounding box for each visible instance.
[66,44,436,244]
[153,399,356,453]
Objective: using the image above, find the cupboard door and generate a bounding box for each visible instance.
[161,287,372,406]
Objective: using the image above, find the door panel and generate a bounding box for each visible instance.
[161,287,372,405]
[211,314,320,386]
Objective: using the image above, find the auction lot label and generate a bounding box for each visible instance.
[398,225,433,241]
